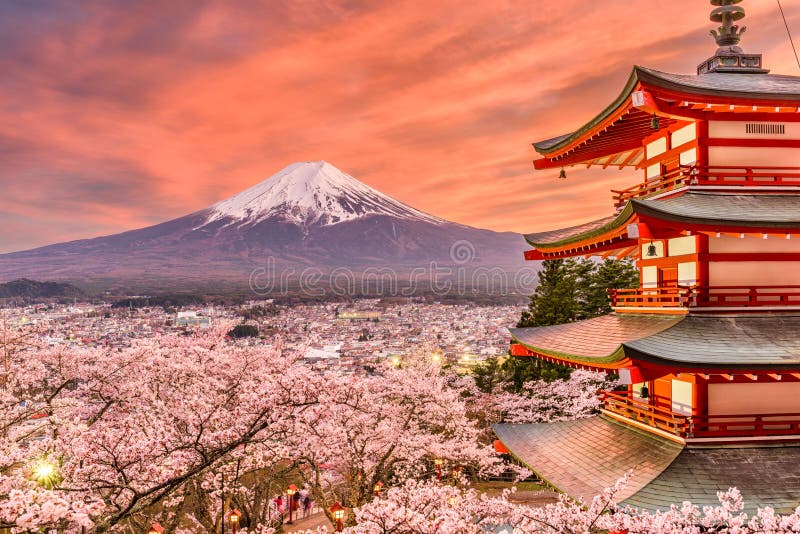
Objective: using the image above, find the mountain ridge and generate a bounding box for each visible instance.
[0,162,530,292]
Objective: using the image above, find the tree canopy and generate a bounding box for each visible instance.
[517,258,639,327]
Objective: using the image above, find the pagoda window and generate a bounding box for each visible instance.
[709,260,800,286]
[671,123,697,147]
[646,162,662,180]
[709,234,800,254]
[646,137,668,159]
[677,262,698,286]
[708,146,800,167]
[671,379,693,416]
[642,265,658,288]
[709,382,800,416]
[667,236,697,256]
[679,148,697,166]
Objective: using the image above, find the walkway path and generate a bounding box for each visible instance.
[283,510,333,533]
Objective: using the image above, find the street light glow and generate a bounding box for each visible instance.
[32,458,59,488]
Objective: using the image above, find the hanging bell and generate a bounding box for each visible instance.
[646,241,658,257]
[650,113,660,131]
[558,168,567,180]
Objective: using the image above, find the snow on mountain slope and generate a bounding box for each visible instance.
[204,161,446,227]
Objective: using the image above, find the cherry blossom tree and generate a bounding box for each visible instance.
[0,321,325,533]
[345,477,800,534]
[284,358,502,528]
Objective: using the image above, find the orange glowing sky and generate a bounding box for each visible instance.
[2,0,799,253]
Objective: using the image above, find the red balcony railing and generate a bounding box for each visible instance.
[690,413,800,438]
[600,391,800,440]
[599,391,689,436]
[686,286,800,307]
[612,165,800,210]
[609,287,689,308]
[609,286,800,309]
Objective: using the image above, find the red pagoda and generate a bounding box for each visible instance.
[494,1,800,512]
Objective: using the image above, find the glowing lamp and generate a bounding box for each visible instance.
[331,502,346,532]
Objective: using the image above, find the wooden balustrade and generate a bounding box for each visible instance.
[612,165,800,209]
[685,286,800,307]
[609,286,800,309]
[689,413,800,438]
[599,391,689,436]
[608,287,688,308]
[600,391,800,440]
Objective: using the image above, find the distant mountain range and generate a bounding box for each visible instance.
[0,278,84,299]
[0,162,531,294]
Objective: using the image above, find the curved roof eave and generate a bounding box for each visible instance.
[524,202,635,248]
[533,67,641,155]
[512,338,628,366]
[533,66,800,156]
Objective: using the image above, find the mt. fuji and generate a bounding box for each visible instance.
[0,162,528,292]
[204,161,445,228]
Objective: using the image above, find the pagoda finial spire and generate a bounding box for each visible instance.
[709,0,746,50]
[697,0,768,74]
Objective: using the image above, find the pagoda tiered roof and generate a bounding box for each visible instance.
[510,314,800,370]
[509,314,681,366]
[525,192,800,258]
[493,417,682,503]
[494,416,800,514]
[533,66,800,170]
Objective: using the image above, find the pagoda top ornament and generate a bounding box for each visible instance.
[710,0,746,49]
[697,0,768,74]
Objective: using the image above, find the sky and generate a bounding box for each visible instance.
[1,0,799,253]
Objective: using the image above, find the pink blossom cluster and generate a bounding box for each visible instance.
[346,477,800,534]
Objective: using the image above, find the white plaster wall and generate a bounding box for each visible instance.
[708,146,800,167]
[709,261,800,286]
[647,162,661,179]
[677,262,697,285]
[709,382,800,415]
[668,236,697,256]
[680,148,697,166]
[709,234,800,253]
[642,265,658,288]
[646,137,667,159]
[672,380,693,416]
[672,123,697,146]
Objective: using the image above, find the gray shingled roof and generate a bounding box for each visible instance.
[624,314,800,368]
[634,192,800,228]
[494,417,683,502]
[524,215,617,246]
[534,66,800,154]
[496,418,800,514]
[524,192,800,248]
[509,314,682,362]
[623,445,800,514]
[637,66,800,101]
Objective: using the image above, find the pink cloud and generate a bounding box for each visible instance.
[0,0,798,252]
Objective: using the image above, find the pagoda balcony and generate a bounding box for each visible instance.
[610,286,800,310]
[600,391,800,441]
[612,165,800,211]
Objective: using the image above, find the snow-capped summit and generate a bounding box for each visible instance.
[0,160,528,288]
[205,161,444,227]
